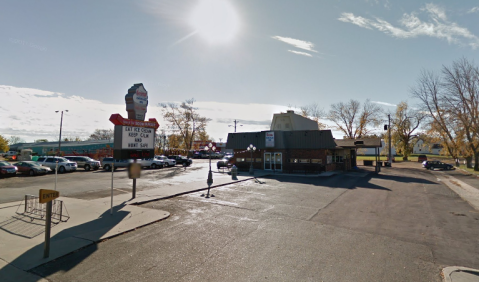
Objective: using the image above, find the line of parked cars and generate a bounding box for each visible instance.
[0,154,193,178]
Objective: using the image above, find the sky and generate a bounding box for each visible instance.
[1,0,478,143]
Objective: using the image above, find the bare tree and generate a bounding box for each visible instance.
[159,99,211,152]
[89,129,114,140]
[300,103,327,129]
[391,101,426,160]
[328,99,383,138]
[8,136,26,145]
[412,58,479,170]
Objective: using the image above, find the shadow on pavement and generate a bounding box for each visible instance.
[0,203,129,280]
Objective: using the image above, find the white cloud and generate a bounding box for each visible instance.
[2,85,328,143]
[271,36,318,53]
[372,101,397,107]
[288,50,313,57]
[338,4,479,49]
[468,7,479,13]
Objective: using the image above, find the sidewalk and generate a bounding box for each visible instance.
[0,170,266,281]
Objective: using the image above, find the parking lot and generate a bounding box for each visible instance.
[0,159,218,204]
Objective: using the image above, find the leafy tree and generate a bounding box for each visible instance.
[89,129,114,140]
[328,99,383,138]
[159,99,211,151]
[391,101,426,161]
[0,135,9,152]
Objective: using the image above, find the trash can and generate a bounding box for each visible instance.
[231,165,238,180]
[377,161,383,167]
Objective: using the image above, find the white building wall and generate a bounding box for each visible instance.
[357,140,396,155]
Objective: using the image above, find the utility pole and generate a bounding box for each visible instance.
[388,114,392,167]
[228,120,242,132]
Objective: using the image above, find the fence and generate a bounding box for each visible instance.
[16,195,70,224]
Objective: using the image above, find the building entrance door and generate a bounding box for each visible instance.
[264,153,272,170]
[274,153,282,171]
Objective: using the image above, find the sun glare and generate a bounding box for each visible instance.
[189,0,240,44]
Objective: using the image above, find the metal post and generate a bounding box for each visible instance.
[24,195,27,213]
[388,114,392,167]
[132,160,137,199]
[43,201,52,258]
[54,161,58,190]
[111,163,114,215]
[249,150,254,175]
[58,111,64,156]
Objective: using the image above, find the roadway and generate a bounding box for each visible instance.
[27,162,479,281]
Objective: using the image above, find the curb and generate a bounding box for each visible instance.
[442,266,479,282]
[129,177,257,205]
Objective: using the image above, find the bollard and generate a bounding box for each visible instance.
[231,165,238,180]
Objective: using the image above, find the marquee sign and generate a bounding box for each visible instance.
[110,83,159,160]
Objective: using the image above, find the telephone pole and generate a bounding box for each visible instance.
[228,120,242,132]
[388,114,392,167]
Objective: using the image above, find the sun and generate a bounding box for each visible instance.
[188,0,240,44]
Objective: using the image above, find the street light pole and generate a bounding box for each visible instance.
[247,144,256,175]
[56,110,68,156]
[202,143,216,198]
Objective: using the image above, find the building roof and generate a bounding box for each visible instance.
[226,130,337,150]
[270,110,319,131]
[334,138,382,148]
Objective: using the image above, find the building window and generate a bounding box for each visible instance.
[245,158,252,162]
[255,158,262,162]
[299,159,310,163]
[236,158,245,162]
[311,159,322,164]
[285,123,290,128]
[289,159,298,163]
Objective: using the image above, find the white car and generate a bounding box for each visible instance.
[36,156,78,173]
[140,158,164,169]
[155,155,176,167]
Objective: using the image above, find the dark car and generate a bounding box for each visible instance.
[217,156,233,169]
[424,161,454,170]
[65,156,101,171]
[0,161,18,178]
[417,155,428,162]
[427,162,454,170]
[14,161,52,176]
[167,155,193,166]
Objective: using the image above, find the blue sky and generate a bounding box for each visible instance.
[1,0,478,142]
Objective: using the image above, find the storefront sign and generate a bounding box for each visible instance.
[265,132,275,147]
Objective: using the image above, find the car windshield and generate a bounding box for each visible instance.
[58,158,68,162]
[0,161,10,166]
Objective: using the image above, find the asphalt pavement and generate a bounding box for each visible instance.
[1,161,478,281]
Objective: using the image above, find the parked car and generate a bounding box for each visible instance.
[155,155,176,167]
[0,161,18,178]
[14,161,51,176]
[36,156,77,173]
[140,158,164,169]
[417,155,428,162]
[65,156,101,171]
[217,156,233,169]
[167,155,193,166]
[425,161,454,170]
[101,158,132,171]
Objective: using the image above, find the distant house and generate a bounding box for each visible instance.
[413,140,443,155]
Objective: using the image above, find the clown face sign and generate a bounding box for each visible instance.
[125,83,148,121]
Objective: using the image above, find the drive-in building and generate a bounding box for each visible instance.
[226,110,382,173]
